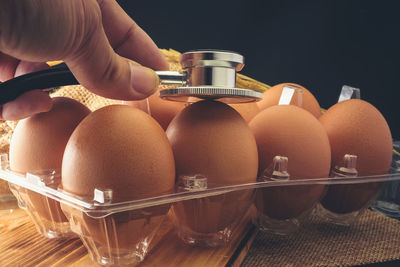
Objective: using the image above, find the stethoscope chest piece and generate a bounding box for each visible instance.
[156,50,262,104]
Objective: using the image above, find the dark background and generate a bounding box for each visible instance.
[118,0,400,139]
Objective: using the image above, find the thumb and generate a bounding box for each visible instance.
[65,25,159,101]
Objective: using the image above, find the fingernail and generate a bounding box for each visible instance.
[129,62,159,96]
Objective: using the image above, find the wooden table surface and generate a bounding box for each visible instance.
[0,208,256,267]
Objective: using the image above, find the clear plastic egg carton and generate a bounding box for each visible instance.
[0,152,400,266]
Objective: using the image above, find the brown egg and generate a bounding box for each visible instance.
[319,99,393,213]
[257,83,322,118]
[61,105,175,249]
[249,105,331,220]
[229,102,260,123]
[167,100,258,186]
[9,97,91,223]
[124,88,187,130]
[166,100,258,237]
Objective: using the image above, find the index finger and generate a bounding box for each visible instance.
[98,0,169,71]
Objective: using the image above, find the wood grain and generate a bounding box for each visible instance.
[0,209,255,266]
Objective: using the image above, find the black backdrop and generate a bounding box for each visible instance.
[118,0,400,139]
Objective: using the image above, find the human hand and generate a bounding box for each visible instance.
[0,0,168,120]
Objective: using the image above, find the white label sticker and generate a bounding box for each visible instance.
[279,86,296,105]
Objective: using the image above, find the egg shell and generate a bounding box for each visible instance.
[61,105,175,249]
[229,102,260,123]
[249,105,331,220]
[257,83,322,118]
[62,105,175,201]
[166,100,258,186]
[319,99,392,213]
[124,88,187,130]
[9,97,91,223]
[166,100,258,234]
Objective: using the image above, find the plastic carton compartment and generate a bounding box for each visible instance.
[371,145,400,218]
[7,170,74,239]
[1,153,400,266]
[170,188,255,247]
[62,200,170,266]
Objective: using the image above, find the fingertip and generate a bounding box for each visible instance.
[129,62,159,98]
[147,49,170,71]
[1,90,53,120]
[98,0,170,71]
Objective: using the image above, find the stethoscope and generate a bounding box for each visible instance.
[0,50,262,105]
